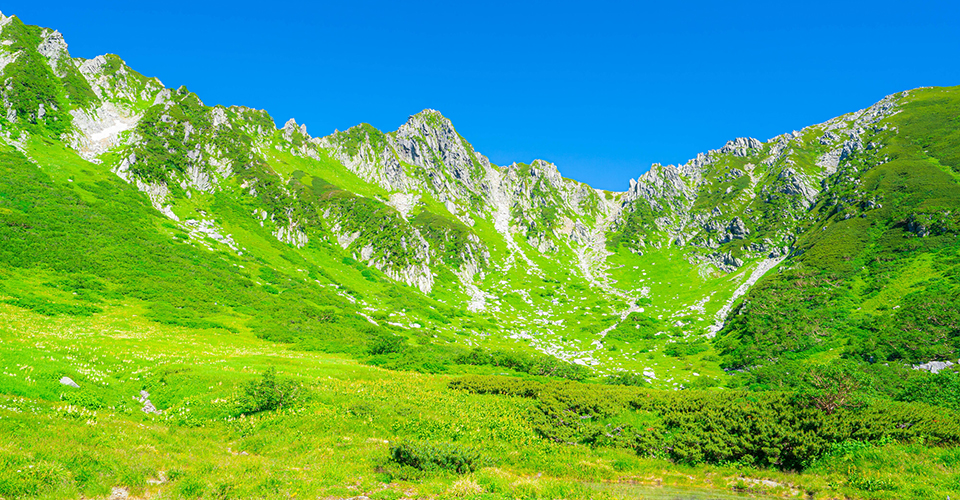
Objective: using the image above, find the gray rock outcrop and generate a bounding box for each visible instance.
[138,390,161,414]
[913,360,957,374]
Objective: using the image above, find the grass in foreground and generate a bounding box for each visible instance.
[0,302,958,499]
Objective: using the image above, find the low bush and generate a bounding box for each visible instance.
[455,347,589,380]
[664,338,709,357]
[389,441,483,474]
[236,367,299,415]
[3,295,102,317]
[450,375,960,470]
[603,371,648,387]
[60,390,106,410]
[367,333,406,355]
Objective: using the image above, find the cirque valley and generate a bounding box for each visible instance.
[1,10,959,500]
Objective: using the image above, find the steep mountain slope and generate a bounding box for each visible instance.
[0,12,957,386]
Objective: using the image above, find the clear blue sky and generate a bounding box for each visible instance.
[6,0,959,190]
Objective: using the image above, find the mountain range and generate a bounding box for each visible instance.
[1,10,958,386]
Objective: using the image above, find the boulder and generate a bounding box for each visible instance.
[59,376,79,388]
[913,360,956,374]
[137,390,162,414]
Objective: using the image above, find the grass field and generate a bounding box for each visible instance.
[1,301,958,499]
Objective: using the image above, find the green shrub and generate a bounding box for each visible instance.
[454,347,589,380]
[896,370,960,410]
[664,338,709,357]
[366,342,464,374]
[3,295,102,317]
[236,367,299,415]
[60,390,106,410]
[603,371,648,387]
[389,441,483,474]
[367,333,406,355]
[606,312,659,343]
[451,375,960,470]
[798,362,865,415]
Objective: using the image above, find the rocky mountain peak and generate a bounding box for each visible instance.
[282,118,308,141]
[37,28,68,61]
[405,108,453,128]
[396,109,463,151]
[719,137,764,157]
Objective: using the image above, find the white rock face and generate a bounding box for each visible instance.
[386,261,434,294]
[457,260,491,312]
[0,49,18,74]
[275,224,308,248]
[624,163,692,209]
[153,89,173,106]
[386,192,419,219]
[336,228,361,249]
[37,29,68,75]
[111,153,179,221]
[79,54,107,75]
[185,219,240,252]
[812,92,902,179]
[282,118,307,142]
[706,255,786,337]
[0,14,20,71]
[211,106,230,128]
[777,167,819,207]
[182,165,214,192]
[718,137,764,157]
[575,197,620,290]
[816,148,841,172]
[70,101,140,160]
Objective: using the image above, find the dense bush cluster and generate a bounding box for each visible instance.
[455,347,589,380]
[602,371,648,387]
[365,341,589,380]
[1,295,102,317]
[412,210,482,267]
[451,375,960,470]
[389,441,483,474]
[604,312,661,344]
[730,358,960,411]
[236,367,300,415]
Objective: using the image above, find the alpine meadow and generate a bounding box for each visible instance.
[2,10,960,500]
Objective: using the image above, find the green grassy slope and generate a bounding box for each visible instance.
[2,303,959,499]
[716,87,960,368]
